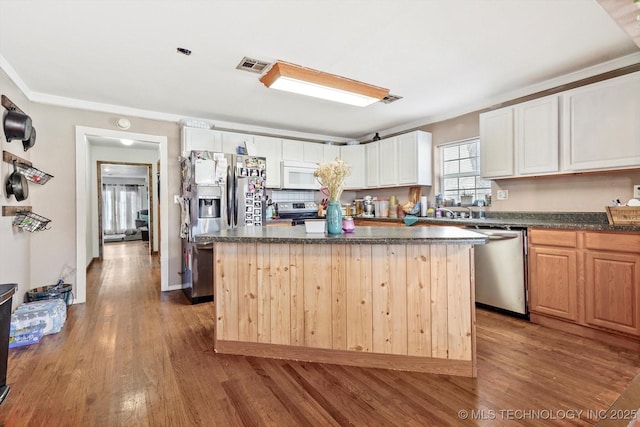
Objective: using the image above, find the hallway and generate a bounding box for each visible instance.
[1,242,640,426]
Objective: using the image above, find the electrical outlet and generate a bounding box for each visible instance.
[497,190,509,200]
[634,184,640,199]
[173,195,180,204]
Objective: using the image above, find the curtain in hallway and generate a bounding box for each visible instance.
[102,184,143,235]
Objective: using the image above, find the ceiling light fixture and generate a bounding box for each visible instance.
[120,139,134,146]
[259,60,389,107]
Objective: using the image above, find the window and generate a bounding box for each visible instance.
[440,138,491,204]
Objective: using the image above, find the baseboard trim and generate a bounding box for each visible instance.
[530,313,640,351]
[215,340,475,377]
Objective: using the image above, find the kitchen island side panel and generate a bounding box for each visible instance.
[214,241,476,376]
[345,245,373,353]
[406,244,433,357]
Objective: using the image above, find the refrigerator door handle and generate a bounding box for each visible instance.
[233,167,238,227]
[226,164,232,227]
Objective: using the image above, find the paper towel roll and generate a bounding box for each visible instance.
[420,196,428,217]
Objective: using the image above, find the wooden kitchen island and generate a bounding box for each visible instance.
[196,226,487,377]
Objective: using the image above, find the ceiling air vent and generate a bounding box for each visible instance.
[380,94,403,104]
[236,57,272,74]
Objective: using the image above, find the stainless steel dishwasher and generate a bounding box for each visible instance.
[467,227,528,318]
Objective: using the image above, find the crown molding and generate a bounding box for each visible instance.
[375,51,640,139]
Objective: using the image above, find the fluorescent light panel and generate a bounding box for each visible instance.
[260,61,389,107]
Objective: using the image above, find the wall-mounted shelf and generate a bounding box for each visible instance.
[1,95,25,114]
[2,206,31,216]
[2,206,51,232]
[2,151,53,185]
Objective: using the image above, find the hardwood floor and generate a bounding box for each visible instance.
[2,240,640,426]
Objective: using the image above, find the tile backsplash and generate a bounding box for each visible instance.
[269,190,316,202]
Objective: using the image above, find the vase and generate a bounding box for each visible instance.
[326,200,342,234]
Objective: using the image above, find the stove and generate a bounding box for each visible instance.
[275,201,320,225]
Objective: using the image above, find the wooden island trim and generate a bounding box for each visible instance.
[213,240,477,377]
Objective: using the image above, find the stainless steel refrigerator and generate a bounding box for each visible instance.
[181,151,267,303]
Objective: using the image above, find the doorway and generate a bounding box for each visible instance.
[97,161,154,259]
[75,126,172,305]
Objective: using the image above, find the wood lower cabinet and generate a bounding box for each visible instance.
[583,232,640,336]
[529,245,578,321]
[528,228,640,347]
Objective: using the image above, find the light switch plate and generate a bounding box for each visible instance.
[496,190,509,200]
[173,195,180,204]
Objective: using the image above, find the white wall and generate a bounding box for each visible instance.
[0,67,183,306]
[90,145,159,257]
[0,72,33,310]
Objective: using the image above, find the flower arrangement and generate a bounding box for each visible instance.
[314,158,351,201]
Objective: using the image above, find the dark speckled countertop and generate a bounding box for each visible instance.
[357,211,640,232]
[194,225,488,245]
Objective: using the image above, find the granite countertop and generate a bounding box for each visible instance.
[194,225,488,245]
[356,211,640,232]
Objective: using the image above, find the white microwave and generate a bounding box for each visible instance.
[281,161,320,190]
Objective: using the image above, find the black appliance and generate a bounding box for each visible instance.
[274,201,320,225]
[0,284,16,404]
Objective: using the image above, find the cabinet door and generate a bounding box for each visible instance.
[281,139,304,161]
[378,138,397,186]
[340,145,365,189]
[528,246,578,321]
[516,95,559,175]
[302,142,323,163]
[584,251,640,336]
[561,71,640,172]
[254,135,282,188]
[181,127,222,157]
[221,132,253,154]
[365,141,379,187]
[322,144,340,164]
[480,107,514,178]
[397,131,432,185]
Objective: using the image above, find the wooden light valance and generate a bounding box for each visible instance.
[260,60,389,106]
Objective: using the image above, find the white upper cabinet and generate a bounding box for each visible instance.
[561,72,640,172]
[281,139,304,161]
[516,95,559,175]
[302,142,323,163]
[378,138,398,186]
[480,107,514,179]
[281,139,325,163]
[397,131,432,185]
[365,141,379,187]
[181,127,222,156]
[322,144,341,164]
[220,131,253,155]
[481,71,640,179]
[340,144,366,189]
[253,135,282,188]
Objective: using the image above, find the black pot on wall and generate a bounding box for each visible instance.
[3,110,32,142]
[22,127,35,152]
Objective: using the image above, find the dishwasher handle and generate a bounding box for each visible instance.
[486,233,520,241]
